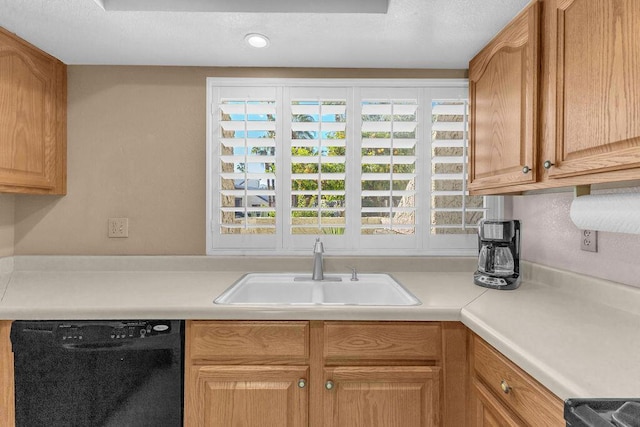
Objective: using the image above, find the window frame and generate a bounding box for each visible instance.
[206,78,503,256]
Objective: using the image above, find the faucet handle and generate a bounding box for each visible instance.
[347,266,359,281]
[313,238,324,253]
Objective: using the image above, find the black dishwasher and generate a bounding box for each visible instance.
[10,320,184,427]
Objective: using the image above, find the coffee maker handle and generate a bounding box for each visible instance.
[485,245,495,273]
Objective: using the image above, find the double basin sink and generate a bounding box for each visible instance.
[214,273,421,306]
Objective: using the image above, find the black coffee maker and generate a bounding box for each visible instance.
[473,219,521,290]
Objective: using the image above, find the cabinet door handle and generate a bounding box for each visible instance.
[543,160,555,169]
[325,380,334,390]
[297,379,306,388]
[500,380,511,394]
[522,166,531,174]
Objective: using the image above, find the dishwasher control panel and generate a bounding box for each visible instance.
[55,321,173,343]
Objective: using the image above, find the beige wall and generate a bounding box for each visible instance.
[13,66,466,255]
[8,65,640,290]
[0,194,14,256]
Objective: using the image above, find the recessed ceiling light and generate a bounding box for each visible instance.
[245,33,270,49]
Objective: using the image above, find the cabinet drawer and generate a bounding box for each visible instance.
[324,322,441,362]
[188,321,309,362]
[472,378,525,427]
[472,336,564,426]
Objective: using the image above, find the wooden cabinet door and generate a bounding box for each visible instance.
[0,27,66,194]
[470,335,565,427]
[0,321,14,427]
[544,0,640,179]
[323,366,441,427]
[470,379,524,427]
[186,365,309,427]
[468,2,540,191]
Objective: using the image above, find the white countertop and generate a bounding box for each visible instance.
[1,255,639,401]
[1,269,485,321]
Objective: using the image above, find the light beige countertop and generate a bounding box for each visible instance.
[0,256,485,321]
[463,263,640,400]
[1,255,639,401]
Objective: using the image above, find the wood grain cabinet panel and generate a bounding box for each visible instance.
[186,321,454,427]
[188,320,309,363]
[469,0,640,194]
[0,27,66,194]
[324,321,441,363]
[0,321,14,427]
[471,379,525,427]
[544,0,640,179]
[469,334,564,427]
[468,1,540,191]
[188,365,309,427]
[323,366,441,427]
[185,321,311,426]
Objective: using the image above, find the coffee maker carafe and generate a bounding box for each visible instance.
[474,219,521,290]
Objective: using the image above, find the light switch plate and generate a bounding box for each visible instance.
[580,229,597,252]
[108,218,129,238]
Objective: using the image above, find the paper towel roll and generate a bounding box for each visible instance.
[570,193,640,234]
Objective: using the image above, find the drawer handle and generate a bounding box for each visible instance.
[325,380,334,391]
[522,166,531,174]
[298,379,307,388]
[543,160,555,169]
[500,380,511,394]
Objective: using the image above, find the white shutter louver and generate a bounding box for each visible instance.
[430,100,486,234]
[360,99,418,235]
[219,98,277,234]
[290,99,347,235]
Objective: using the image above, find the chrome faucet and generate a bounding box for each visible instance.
[312,238,324,281]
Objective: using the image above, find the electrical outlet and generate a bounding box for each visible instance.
[108,218,129,238]
[580,229,597,252]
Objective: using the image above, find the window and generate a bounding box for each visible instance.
[207,79,502,255]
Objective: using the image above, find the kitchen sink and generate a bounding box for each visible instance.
[214,273,421,306]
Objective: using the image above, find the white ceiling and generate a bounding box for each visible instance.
[0,0,530,68]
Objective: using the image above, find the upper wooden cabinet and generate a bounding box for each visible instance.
[542,0,640,179]
[468,1,540,191]
[469,0,640,194]
[0,27,66,194]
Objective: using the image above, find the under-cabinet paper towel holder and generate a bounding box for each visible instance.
[574,185,591,198]
[570,184,640,235]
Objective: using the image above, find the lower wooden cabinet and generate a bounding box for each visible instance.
[468,334,564,427]
[189,365,309,426]
[471,378,524,427]
[185,321,310,426]
[1,319,567,426]
[0,321,14,427]
[324,366,440,427]
[185,320,462,427]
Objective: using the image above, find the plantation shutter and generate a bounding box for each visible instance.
[207,79,501,255]
[430,100,486,237]
[360,97,418,236]
[210,86,280,250]
[288,87,348,237]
